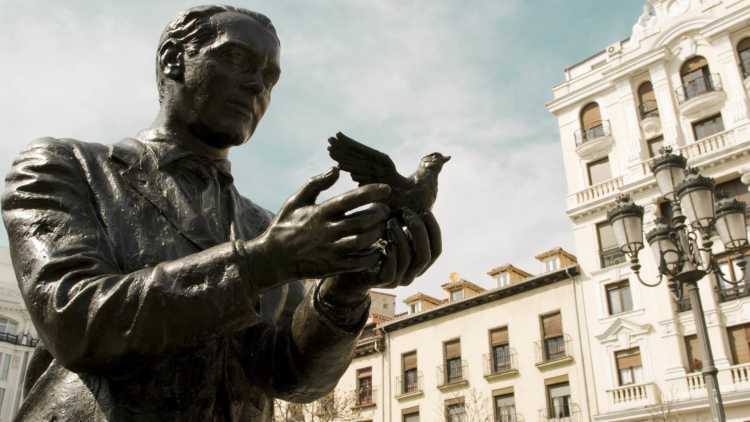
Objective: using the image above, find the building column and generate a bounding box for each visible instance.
[649,61,686,147]
[710,32,750,125]
[613,79,648,184]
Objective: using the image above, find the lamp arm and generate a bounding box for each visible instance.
[710,256,746,286]
[628,255,664,287]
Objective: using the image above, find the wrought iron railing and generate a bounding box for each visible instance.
[0,332,39,347]
[717,283,750,302]
[638,100,659,119]
[354,386,376,407]
[675,73,722,103]
[535,334,572,364]
[600,247,626,268]
[394,373,423,396]
[437,360,468,386]
[539,403,580,422]
[483,349,517,375]
[495,406,518,422]
[574,120,611,145]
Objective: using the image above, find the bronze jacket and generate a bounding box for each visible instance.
[1,137,366,421]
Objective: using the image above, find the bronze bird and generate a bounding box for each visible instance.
[327,132,450,214]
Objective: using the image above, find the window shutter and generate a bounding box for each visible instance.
[445,340,461,359]
[581,103,602,130]
[616,348,642,369]
[490,327,509,346]
[542,313,563,338]
[403,352,418,370]
[729,325,750,364]
[357,367,372,379]
[739,38,750,52]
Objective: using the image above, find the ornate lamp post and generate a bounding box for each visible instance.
[607,147,749,422]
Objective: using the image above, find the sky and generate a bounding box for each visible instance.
[0,1,645,310]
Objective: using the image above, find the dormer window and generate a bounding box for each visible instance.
[497,273,510,288]
[409,302,421,314]
[450,290,464,302]
[545,257,560,272]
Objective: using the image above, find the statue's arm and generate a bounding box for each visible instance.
[234,277,370,403]
[2,138,262,375]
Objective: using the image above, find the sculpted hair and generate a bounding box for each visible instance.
[156,5,279,103]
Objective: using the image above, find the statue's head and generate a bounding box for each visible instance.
[156,5,281,148]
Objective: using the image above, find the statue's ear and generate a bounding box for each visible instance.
[159,39,184,81]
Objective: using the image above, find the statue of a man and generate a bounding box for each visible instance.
[2,5,441,421]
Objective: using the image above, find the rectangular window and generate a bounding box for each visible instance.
[497,273,510,288]
[685,335,703,372]
[445,401,466,422]
[403,412,420,422]
[489,327,510,373]
[444,339,462,384]
[409,302,420,314]
[356,367,372,405]
[692,114,724,140]
[450,290,464,302]
[728,323,750,365]
[402,352,419,394]
[606,281,633,315]
[494,393,515,422]
[647,136,664,158]
[587,157,612,186]
[545,258,560,272]
[615,348,643,385]
[716,178,750,208]
[541,312,565,361]
[597,222,626,268]
[547,382,572,418]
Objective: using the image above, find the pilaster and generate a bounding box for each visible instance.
[649,60,686,147]
[711,32,750,125]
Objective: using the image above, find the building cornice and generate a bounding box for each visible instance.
[380,265,580,333]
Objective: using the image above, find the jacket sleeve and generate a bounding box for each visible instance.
[2,138,261,375]
[234,280,370,403]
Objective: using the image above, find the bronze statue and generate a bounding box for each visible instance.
[2,5,441,421]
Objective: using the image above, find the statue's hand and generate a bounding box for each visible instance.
[247,167,391,289]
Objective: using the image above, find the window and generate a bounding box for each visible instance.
[728,323,750,365]
[489,327,511,373]
[716,177,750,205]
[402,352,419,393]
[606,281,633,315]
[580,102,605,142]
[638,81,658,119]
[547,382,572,419]
[680,56,713,100]
[658,199,674,225]
[497,273,510,288]
[615,348,643,385]
[647,136,664,158]
[738,38,750,78]
[0,318,18,336]
[494,393,516,422]
[450,290,464,302]
[444,339,463,384]
[587,157,612,186]
[692,114,724,140]
[597,222,626,268]
[409,302,421,314]
[541,312,565,361]
[545,257,560,272]
[356,367,372,405]
[445,400,466,422]
[403,411,420,422]
[685,335,703,372]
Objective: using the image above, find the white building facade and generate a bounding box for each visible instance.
[547,0,750,420]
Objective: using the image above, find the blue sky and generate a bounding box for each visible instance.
[0,1,644,308]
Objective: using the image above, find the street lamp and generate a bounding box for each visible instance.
[606,146,749,422]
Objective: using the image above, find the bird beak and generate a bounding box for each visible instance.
[442,155,451,163]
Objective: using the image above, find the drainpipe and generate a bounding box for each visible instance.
[381,328,390,422]
[566,266,598,419]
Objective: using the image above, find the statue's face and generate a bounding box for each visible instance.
[181,12,281,148]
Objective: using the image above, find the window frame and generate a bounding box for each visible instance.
[443,338,463,384]
[692,113,724,141]
[605,280,634,315]
[587,157,612,186]
[615,347,643,386]
[546,381,572,419]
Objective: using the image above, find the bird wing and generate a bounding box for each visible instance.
[327,132,410,188]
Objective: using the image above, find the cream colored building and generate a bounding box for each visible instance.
[547,0,750,420]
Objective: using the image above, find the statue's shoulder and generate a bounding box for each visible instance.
[13,137,112,167]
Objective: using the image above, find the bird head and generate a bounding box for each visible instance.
[419,152,451,173]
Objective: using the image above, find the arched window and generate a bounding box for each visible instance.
[637,81,658,119]
[580,102,604,141]
[680,56,712,100]
[738,38,750,78]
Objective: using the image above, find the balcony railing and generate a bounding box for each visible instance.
[0,332,39,347]
[675,73,723,103]
[437,360,468,386]
[535,334,572,365]
[574,120,611,145]
[538,404,580,422]
[394,373,423,396]
[718,283,750,302]
[728,362,750,385]
[495,406,518,422]
[599,247,626,268]
[354,386,377,407]
[685,372,705,391]
[483,349,517,376]
[638,100,659,119]
[674,295,692,312]
[607,382,660,408]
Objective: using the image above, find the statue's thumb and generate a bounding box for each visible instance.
[293,167,340,207]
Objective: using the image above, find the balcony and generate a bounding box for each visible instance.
[495,407,521,422]
[394,373,423,401]
[638,101,661,139]
[570,176,624,208]
[0,332,39,348]
[437,360,469,391]
[538,404,580,422]
[535,335,574,369]
[675,73,726,120]
[717,283,750,302]
[606,382,660,411]
[353,386,377,409]
[483,350,519,381]
[574,120,614,161]
[599,247,626,269]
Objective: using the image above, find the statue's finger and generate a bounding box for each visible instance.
[331,228,384,253]
[389,218,411,285]
[280,167,339,218]
[318,184,391,217]
[400,209,431,285]
[420,211,442,275]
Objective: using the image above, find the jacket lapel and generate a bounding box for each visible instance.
[109,138,218,251]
